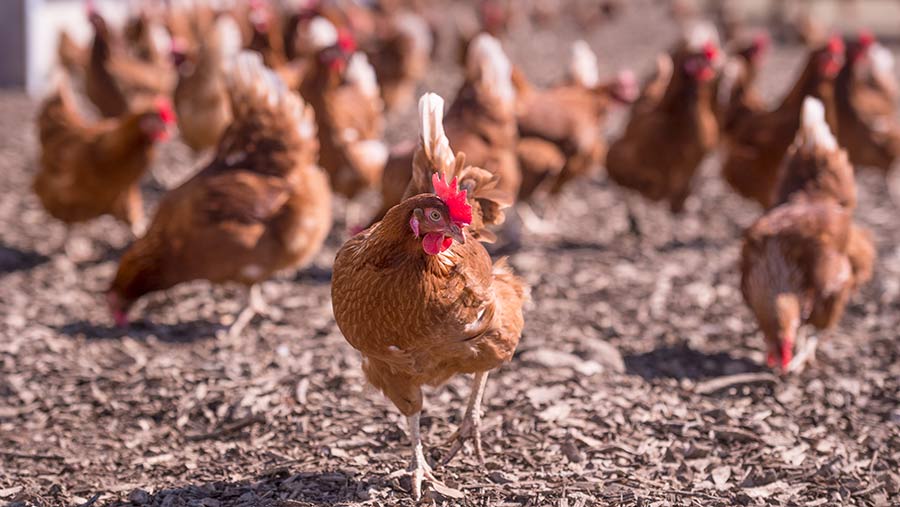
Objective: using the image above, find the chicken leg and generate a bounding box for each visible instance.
[787,332,819,374]
[442,371,488,466]
[387,413,462,500]
[226,284,266,339]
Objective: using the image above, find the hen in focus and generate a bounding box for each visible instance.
[108,52,332,336]
[332,93,525,500]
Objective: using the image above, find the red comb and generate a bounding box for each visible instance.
[432,172,472,226]
[155,97,176,124]
[752,32,770,51]
[337,29,356,53]
[702,41,718,62]
[858,30,875,48]
[827,35,845,55]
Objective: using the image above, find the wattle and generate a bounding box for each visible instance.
[422,233,452,255]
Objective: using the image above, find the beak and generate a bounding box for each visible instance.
[448,223,466,244]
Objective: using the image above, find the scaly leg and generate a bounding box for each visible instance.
[387,413,460,500]
[787,333,819,374]
[442,371,488,466]
[227,284,265,339]
[63,225,93,262]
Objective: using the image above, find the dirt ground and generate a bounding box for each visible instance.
[2,2,900,506]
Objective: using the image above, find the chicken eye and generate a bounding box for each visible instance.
[429,210,442,221]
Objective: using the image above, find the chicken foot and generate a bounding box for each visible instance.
[517,201,557,235]
[786,332,819,374]
[226,284,267,339]
[62,226,95,262]
[387,413,462,500]
[442,371,488,466]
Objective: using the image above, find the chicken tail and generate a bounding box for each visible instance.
[393,11,433,61]
[409,93,512,242]
[224,51,317,145]
[345,53,381,100]
[213,14,244,61]
[466,33,515,111]
[798,96,838,152]
[570,40,599,89]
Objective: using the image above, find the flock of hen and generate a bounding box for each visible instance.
[29,0,894,500]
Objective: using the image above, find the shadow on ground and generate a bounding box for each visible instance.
[0,244,49,274]
[56,318,225,343]
[107,470,382,507]
[624,343,764,380]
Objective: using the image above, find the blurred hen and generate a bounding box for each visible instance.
[108,52,332,335]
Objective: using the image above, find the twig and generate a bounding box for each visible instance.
[694,372,778,395]
[0,451,65,461]
[185,414,266,442]
[77,493,101,507]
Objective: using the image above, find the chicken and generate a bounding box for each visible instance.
[721,36,844,208]
[740,198,872,372]
[107,52,332,336]
[718,32,769,137]
[241,0,307,89]
[57,30,88,79]
[513,40,637,200]
[173,14,243,153]
[363,10,433,112]
[443,34,521,200]
[773,97,857,211]
[605,23,721,226]
[742,96,874,372]
[834,32,900,174]
[371,33,520,225]
[85,6,175,118]
[123,7,172,67]
[299,23,388,214]
[332,93,524,500]
[33,72,174,246]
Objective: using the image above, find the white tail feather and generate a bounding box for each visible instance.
[227,51,316,141]
[216,15,243,59]
[868,43,895,75]
[799,96,837,151]
[570,40,599,88]
[394,12,433,55]
[306,16,338,50]
[418,93,456,171]
[466,33,515,108]
[685,20,720,51]
[345,53,379,99]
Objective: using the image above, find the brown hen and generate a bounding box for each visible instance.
[721,36,845,208]
[108,52,332,336]
[33,72,173,247]
[742,96,874,372]
[834,32,900,175]
[332,93,525,500]
[605,23,721,227]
